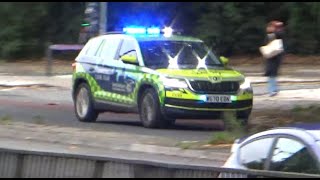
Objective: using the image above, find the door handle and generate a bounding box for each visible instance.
[89,67,95,72]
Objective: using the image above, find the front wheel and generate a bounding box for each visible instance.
[237,108,252,126]
[74,83,98,122]
[139,88,171,128]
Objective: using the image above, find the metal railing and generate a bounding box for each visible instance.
[46,44,84,76]
[0,148,319,178]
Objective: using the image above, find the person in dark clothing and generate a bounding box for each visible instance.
[263,21,285,96]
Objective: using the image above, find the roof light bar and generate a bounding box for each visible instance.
[147,27,161,34]
[123,27,146,34]
[122,26,174,37]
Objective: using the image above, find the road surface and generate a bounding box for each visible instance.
[0,64,319,165]
[0,82,319,144]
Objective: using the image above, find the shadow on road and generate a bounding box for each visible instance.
[96,118,224,132]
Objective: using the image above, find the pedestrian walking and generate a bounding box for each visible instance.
[260,20,285,96]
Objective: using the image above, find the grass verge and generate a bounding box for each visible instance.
[32,115,45,125]
[0,114,12,125]
[207,104,320,146]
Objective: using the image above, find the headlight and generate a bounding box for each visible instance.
[161,77,188,89]
[240,78,251,89]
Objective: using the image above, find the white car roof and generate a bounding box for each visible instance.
[93,34,203,42]
[308,130,320,140]
[240,127,320,146]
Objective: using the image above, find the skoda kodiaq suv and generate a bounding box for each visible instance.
[72,27,253,128]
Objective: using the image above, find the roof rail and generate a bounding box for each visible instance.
[88,31,124,39]
[270,127,306,131]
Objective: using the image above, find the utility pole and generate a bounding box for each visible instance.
[100,2,107,35]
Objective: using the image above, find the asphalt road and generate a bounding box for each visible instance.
[0,82,319,145]
[0,86,223,145]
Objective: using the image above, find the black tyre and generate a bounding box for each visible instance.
[74,83,98,122]
[161,117,176,128]
[139,88,172,128]
[237,108,252,125]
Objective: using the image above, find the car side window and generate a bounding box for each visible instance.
[97,37,121,60]
[85,38,103,56]
[239,137,274,170]
[118,39,137,60]
[269,138,320,174]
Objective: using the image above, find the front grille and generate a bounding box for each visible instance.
[189,80,239,94]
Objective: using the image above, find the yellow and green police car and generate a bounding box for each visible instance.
[72,27,253,128]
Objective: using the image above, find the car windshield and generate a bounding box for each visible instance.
[139,40,223,69]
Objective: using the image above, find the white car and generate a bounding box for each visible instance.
[223,126,320,176]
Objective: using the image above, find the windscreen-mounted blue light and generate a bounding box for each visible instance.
[162,27,173,37]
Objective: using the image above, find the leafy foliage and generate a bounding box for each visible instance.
[0,2,85,59]
[0,2,319,60]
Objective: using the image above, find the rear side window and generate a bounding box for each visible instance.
[269,138,320,174]
[240,137,274,170]
[85,38,104,56]
[97,37,121,60]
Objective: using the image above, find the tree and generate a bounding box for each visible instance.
[193,2,274,56]
[108,2,180,30]
[0,2,319,59]
[0,2,85,59]
[286,2,320,54]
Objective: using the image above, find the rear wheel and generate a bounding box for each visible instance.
[139,88,173,128]
[74,83,98,122]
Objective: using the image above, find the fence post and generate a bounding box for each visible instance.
[46,44,53,76]
[14,154,24,178]
[93,160,104,178]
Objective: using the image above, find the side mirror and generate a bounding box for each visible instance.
[121,55,138,65]
[220,56,229,65]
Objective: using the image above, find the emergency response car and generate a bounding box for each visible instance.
[72,27,253,128]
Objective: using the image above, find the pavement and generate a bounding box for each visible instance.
[0,75,72,88]
[0,121,229,167]
[0,62,320,88]
[0,74,319,89]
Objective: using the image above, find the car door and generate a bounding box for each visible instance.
[93,36,122,101]
[113,37,142,106]
[93,36,141,107]
[235,136,277,178]
[238,136,276,171]
[267,137,320,174]
[220,136,276,178]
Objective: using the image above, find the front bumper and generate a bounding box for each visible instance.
[165,98,252,109]
[163,98,252,119]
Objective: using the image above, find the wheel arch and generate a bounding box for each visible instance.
[72,78,89,100]
[137,83,158,108]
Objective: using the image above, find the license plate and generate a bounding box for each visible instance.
[206,95,231,103]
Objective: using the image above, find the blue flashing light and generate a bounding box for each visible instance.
[123,27,146,34]
[147,27,161,34]
[123,26,161,36]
